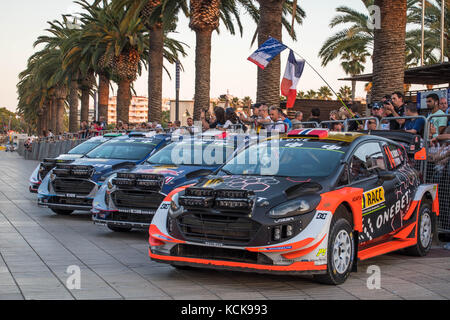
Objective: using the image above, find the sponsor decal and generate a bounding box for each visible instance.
[362,186,385,214]
[316,249,326,257]
[263,246,293,251]
[202,178,223,187]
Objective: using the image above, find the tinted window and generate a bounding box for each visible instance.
[385,144,405,169]
[350,142,385,181]
[221,139,347,177]
[85,138,162,160]
[68,140,106,155]
[148,140,236,166]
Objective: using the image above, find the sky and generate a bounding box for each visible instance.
[0,0,372,113]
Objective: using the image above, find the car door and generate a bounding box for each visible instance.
[345,141,398,244]
[381,142,420,229]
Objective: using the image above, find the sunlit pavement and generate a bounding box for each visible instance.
[0,152,449,300]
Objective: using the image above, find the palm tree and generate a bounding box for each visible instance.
[371,0,408,100]
[305,90,317,99]
[296,91,305,99]
[255,0,306,107]
[340,46,370,101]
[317,86,333,100]
[408,0,449,61]
[338,85,352,101]
[112,0,189,123]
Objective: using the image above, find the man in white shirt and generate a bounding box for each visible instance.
[427,94,447,137]
[268,106,287,133]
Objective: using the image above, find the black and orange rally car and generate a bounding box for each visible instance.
[148,129,439,284]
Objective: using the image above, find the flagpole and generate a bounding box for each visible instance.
[288,49,356,120]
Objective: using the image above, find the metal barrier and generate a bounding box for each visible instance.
[320,120,346,130]
[343,117,380,131]
[291,121,320,129]
[422,114,450,234]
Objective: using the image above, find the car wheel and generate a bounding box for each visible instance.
[107,224,132,232]
[51,209,73,215]
[404,201,434,256]
[314,218,355,285]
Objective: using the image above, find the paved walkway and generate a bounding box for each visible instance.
[0,152,449,300]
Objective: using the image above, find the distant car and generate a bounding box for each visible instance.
[28,134,122,193]
[149,129,439,285]
[92,132,254,232]
[37,132,171,215]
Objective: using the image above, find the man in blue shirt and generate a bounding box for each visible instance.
[404,104,425,136]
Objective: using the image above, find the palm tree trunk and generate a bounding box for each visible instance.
[117,79,131,124]
[46,104,52,135]
[80,88,90,123]
[148,26,164,123]
[371,0,407,101]
[41,107,47,135]
[51,97,57,134]
[351,80,356,102]
[256,0,285,106]
[98,74,110,123]
[193,29,212,120]
[56,98,65,135]
[69,80,79,133]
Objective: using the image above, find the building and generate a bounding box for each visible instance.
[108,96,149,124]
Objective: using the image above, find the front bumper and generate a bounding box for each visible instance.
[92,209,155,229]
[149,246,327,275]
[38,195,93,211]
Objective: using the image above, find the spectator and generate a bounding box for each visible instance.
[47,129,54,138]
[309,108,321,123]
[223,108,246,132]
[116,121,124,131]
[240,103,261,125]
[403,104,425,136]
[278,108,292,130]
[291,111,304,128]
[427,93,447,138]
[384,91,406,129]
[268,106,287,133]
[330,122,344,132]
[366,119,378,131]
[428,127,450,176]
[201,106,226,130]
[439,97,449,114]
[346,104,362,131]
[99,116,107,129]
[174,120,181,129]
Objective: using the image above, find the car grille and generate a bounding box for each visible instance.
[109,212,154,224]
[111,190,165,210]
[176,213,260,245]
[52,179,95,196]
[170,244,273,265]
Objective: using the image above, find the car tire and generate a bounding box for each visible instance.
[51,209,73,215]
[404,201,434,257]
[107,225,132,232]
[314,218,355,285]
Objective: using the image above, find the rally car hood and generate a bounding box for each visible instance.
[64,158,139,182]
[55,153,84,160]
[186,175,327,211]
[127,164,217,194]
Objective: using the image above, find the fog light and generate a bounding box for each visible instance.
[273,226,281,241]
[286,225,293,237]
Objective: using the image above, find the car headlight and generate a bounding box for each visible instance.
[268,197,319,218]
[168,193,183,217]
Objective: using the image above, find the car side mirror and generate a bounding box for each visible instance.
[378,171,395,182]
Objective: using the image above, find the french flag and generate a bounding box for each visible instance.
[281,50,305,108]
[248,37,287,69]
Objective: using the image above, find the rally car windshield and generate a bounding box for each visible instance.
[84,138,162,160]
[221,139,347,177]
[68,139,106,155]
[147,140,235,166]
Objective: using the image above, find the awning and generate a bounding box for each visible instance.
[339,62,450,85]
